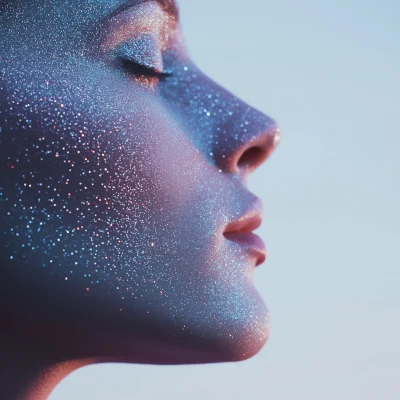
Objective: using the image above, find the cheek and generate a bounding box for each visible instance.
[0,59,226,296]
[0,60,181,281]
[0,60,270,360]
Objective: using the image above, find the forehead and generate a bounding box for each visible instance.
[101,2,177,52]
[101,0,178,19]
[3,1,179,23]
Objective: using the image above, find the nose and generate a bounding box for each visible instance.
[159,64,280,178]
[212,102,280,177]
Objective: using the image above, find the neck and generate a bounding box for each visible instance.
[0,332,85,400]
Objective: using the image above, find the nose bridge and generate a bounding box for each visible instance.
[159,63,280,174]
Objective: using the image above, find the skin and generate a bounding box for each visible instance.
[0,0,280,398]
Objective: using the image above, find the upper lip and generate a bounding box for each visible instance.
[223,198,266,266]
[223,212,262,235]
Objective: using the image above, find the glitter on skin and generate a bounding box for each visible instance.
[0,0,280,364]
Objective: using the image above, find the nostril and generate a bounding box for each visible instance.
[214,122,280,174]
[237,146,267,172]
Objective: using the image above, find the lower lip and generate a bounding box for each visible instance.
[223,232,267,267]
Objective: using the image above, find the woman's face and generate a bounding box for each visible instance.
[0,0,279,363]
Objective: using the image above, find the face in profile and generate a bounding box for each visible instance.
[0,0,280,365]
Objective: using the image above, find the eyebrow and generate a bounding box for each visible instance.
[109,0,179,20]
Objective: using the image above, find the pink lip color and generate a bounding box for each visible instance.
[224,214,262,234]
[223,231,267,267]
[223,198,266,266]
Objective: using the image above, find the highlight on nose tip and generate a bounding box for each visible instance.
[236,123,281,173]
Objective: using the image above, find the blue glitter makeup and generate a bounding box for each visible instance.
[0,0,280,375]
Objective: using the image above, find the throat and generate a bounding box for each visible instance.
[0,331,84,400]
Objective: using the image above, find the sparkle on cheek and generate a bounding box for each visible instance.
[0,0,273,358]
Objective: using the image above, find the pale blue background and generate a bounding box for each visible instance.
[50,1,400,399]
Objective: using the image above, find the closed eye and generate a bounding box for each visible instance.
[120,57,172,80]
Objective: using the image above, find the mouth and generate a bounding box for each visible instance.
[223,231,266,267]
[223,201,267,267]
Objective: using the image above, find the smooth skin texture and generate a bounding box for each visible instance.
[0,0,280,398]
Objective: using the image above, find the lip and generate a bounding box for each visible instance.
[223,199,267,267]
[223,231,266,267]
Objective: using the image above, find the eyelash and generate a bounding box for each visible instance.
[120,57,171,80]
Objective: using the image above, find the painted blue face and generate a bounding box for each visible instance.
[0,0,279,363]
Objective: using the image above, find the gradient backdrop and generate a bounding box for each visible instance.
[50,1,400,399]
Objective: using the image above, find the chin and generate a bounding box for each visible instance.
[124,273,272,364]
[136,294,271,365]
[216,305,271,362]
[78,291,271,366]
[105,321,270,366]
